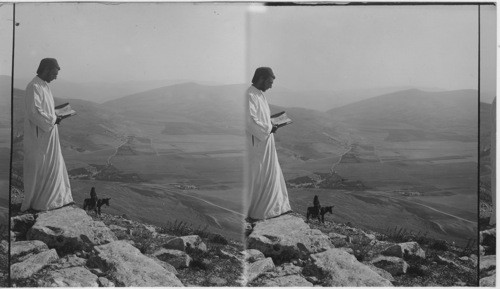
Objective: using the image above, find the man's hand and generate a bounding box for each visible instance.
[55,115,63,125]
[271,125,279,134]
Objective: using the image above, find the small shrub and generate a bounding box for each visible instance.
[429,240,448,251]
[209,234,229,245]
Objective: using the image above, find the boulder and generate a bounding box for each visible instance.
[37,267,99,287]
[150,258,179,275]
[365,264,395,282]
[261,275,313,287]
[303,248,393,286]
[247,214,332,260]
[153,248,192,269]
[480,255,496,272]
[370,256,408,276]
[89,240,183,286]
[246,257,275,284]
[480,275,495,287]
[382,242,425,259]
[11,240,48,262]
[27,206,116,252]
[164,235,207,253]
[11,249,59,280]
[243,249,265,263]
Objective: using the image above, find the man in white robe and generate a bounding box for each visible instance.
[246,67,291,220]
[22,58,73,211]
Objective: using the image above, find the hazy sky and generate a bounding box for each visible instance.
[0,4,13,78]
[247,5,486,93]
[10,3,248,84]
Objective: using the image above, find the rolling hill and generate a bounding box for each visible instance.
[327,89,477,142]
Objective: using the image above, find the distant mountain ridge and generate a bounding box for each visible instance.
[327,89,478,141]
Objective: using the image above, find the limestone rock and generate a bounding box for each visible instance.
[164,235,207,253]
[365,263,395,282]
[261,275,313,286]
[247,214,333,261]
[37,267,99,287]
[89,240,183,286]
[11,240,48,262]
[435,255,471,272]
[153,248,192,269]
[370,256,408,276]
[98,277,115,287]
[150,258,179,275]
[243,249,265,263]
[303,248,393,286]
[246,257,275,284]
[27,206,116,252]
[480,255,496,272]
[49,254,87,270]
[11,249,59,280]
[275,263,302,276]
[480,275,496,287]
[382,242,425,259]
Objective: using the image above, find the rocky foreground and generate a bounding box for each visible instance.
[244,213,478,287]
[10,205,244,287]
[10,205,482,287]
[479,227,496,287]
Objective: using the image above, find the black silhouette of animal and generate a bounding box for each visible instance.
[96,198,111,215]
[306,206,334,223]
[83,187,98,212]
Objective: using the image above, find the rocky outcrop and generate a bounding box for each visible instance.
[480,227,496,287]
[36,267,99,287]
[89,240,183,287]
[27,206,117,252]
[304,248,393,286]
[247,214,333,261]
[11,240,48,262]
[246,257,275,283]
[11,249,59,280]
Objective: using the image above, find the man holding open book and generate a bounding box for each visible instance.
[22,58,74,211]
[246,67,291,220]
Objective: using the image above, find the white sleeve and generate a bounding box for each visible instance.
[248,93,272,141]
[26,84,56,132]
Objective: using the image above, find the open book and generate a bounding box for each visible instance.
[55,103,76,118]
[271,111,293,128]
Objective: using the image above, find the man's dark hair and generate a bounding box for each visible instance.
[252,67,275,84]
[36,58,60,75]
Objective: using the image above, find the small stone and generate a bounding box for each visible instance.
[382,242,425,259]
[152,248,192,269]
[98,277,115,287]
[164,235,207,253]
[209,277,227,286]
[242,249,265,263]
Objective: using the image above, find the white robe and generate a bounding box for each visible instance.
[22,76,73,211]
[246,85,291,220]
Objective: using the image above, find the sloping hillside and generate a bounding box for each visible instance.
[328,89,477,142]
